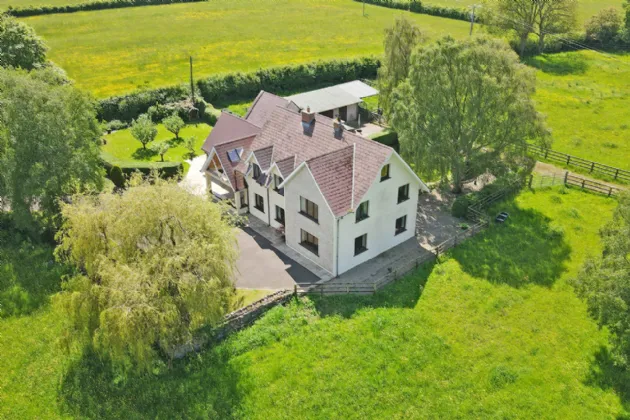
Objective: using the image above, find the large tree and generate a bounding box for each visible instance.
[573,192,630,368]
[0,69,103,232]
[483,0,577,55]
[54,174,239,372]
[0,15,48,70]
[377,15,424,117]
[390,36,548,193]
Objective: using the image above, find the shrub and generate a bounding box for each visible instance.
[102,153,183,180]
[585,8,624,46]
[109,165,125,188]
[452,194,472,218]
[105,119,127,132]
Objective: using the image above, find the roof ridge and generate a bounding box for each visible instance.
[222,110,260,129]
[244,91,265,120]
[306,144,354,164]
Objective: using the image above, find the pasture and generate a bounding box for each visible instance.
[23,0,469,97]
[1,187,627,418]
[529,50,630,170]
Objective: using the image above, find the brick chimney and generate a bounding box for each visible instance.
[301,106,315,124]
[333,117,344,138]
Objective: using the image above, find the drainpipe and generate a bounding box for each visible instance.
[335,216,340,277]
[266,186,271,226]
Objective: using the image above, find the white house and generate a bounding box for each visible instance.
[201,90,429,277]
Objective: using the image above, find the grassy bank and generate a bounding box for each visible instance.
[23,0,469,97]
[1,187,626,418]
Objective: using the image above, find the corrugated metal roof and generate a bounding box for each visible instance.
[287,86,360,113]
[336,80,379,99]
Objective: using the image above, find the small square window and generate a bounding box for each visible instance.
[395,215,407,235]
[300,196,319,223]
[380,164,390,181]
[398,184,410,204]
[354,234,368,256]
[355,201,369,223]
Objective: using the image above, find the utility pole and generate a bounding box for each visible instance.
[189,56,195,101]
[362,0,365,17]
[469,5,478,36]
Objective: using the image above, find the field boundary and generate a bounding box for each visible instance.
[355,0,470,22]
[530,172,625,197]
[5,0,203,17]
[526,144,630,183]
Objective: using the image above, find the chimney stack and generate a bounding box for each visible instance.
[333,117,344,138]
[301,106,315,124]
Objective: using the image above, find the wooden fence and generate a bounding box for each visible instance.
[526,144,630,183]
[529,172,624,197]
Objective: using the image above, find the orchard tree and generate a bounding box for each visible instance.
[162,114,185,139]
[378,15,424,117]
[573,192,630,368]
[390,36,548,193]
[0,69,103,232]
[184,136,197,159]
[130,114,157,149]
[150,141,170,162]
[54,174,240,372]
[483,0,577,55]
[0,15,48,70]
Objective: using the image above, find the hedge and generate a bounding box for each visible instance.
[97,56,381,122]
[355,0,471,23]
[101,152,183,180]
[6,0,204,17]
[369,129,398,147]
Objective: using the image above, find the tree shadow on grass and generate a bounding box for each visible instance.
[525,53,590,75]
[131,147,157,161]
[585,346,630,419]
[450,198,571,288]
[309,262,432,318]
[0,229,67,318]
[58,347,244,419]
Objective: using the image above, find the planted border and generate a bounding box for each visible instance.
[5,0,204,17]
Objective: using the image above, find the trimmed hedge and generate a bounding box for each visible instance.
[355,0,471,23]
[515,32,630,56]
[369,129,398,147]
[101,152,183,180]
[6,0,204,17]
[97,56,381,122]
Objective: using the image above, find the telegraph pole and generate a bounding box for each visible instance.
[469,5,479,36]
[362,0,365,17]
[189,56,195,101]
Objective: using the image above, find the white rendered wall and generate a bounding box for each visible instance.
[247,174,270,225]
[284,166,335,275]
[336,154,419,275]
[347,103,358,122]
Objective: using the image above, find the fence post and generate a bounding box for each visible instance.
[590,162,595,173]
[581,179,586,189]
[615,169,619,180]
[608,187,613,197]
[528,174,533,188]
[564,171,569,185]
[545,149,549,159]
[566,155,571,166]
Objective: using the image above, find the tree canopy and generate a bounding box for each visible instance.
[130,114,157,150]
[573,192,630,369]
[162,114,185,139]
[377,15,424,117]
[0,15,48,70]
[390,36,548,192]
[585,8,624,45]
[54,174,240,372]
[0,69,103,232]
[483,0,577,55]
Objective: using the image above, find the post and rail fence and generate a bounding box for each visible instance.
[525,144,630,183]
[529,172,624,197]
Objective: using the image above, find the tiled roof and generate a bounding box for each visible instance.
[201,112,260,154]
[250,106,392,215]
[252,145,274,171]
[213,136,256,191]
[275,156,296,179]
[307,146,354,216]
[245,91,290,128]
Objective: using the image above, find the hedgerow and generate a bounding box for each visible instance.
[354,0,471,22]
[5,0,203,17]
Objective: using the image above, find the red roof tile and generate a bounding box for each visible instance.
[213,136,256,191]
[307,146,354,216]
[245,91,290,128]
[202,112,260,154]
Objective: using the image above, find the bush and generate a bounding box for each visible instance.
[6,0,204,17]
[97,56,380,123]
[452,195,471,218]
[353,0,471,22]
[585,8,624,46]
[102,153,183,181]
[109,165,125,188]
[105,120,127,132]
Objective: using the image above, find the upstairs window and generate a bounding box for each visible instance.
[300,197,319,223]
[356,201,369,223]
[398,184,410,204]
[354,234,368,256]
[274,174,284,191]
[395,215,407,235]
[252,164,261,179]
[380,164,390,181]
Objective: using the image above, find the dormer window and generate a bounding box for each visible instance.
[253,164,261,179]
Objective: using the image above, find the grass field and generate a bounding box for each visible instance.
[23,0,469,97]
[1,187,627,418]
[528,50,630,170]
[101,122,210,166]
[424,0,620,23]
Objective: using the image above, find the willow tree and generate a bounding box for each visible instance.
[390,36,548,193]
[54,175,239,372]
[377,15,424,117]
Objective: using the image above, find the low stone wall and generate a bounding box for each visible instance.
[172,289,296,359]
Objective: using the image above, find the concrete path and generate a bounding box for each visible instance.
[179,155,207,197]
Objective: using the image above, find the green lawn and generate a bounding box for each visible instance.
[529,50,630,170]
[425,0,621,23]
[101,122,211,166]
[2,187,627,418]
[23,0,469,98]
